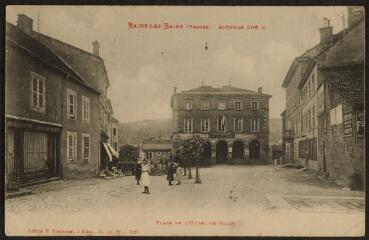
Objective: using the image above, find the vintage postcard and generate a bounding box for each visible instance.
[4,5,365,237]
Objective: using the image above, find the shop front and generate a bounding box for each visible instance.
[5,115,62,190]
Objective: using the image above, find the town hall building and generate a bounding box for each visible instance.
[171,85,271,164]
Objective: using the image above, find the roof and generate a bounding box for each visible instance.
[320,20,364,68]
[142,143,172,151]
[29,30,109,90]
[177,85,271,98]
[321,63,364,108]
[6,22,99,94]
[281,18,363,88]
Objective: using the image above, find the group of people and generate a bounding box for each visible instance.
[134,160,183,194]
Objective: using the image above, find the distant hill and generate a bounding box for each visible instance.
[119,117,282,146]
[119,119,172,145]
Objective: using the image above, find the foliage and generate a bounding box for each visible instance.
[181,135,209,165]
[119,144,139,163]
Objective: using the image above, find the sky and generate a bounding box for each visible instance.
[7,6,347,123]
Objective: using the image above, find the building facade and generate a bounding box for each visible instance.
[171,85,271,164]
[27,16,117,172]
[281,7,364,187]
[5,16,101,189]
[141,137,172,163]
[111,117,120,151]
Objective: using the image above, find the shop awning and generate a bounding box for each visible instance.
[103,143,113,162]
[107,143,119,158]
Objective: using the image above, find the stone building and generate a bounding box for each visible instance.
[171,85,271,164]
[281,7,364,187]
[317,8,364,186]
[5,16,100,189]
[27,16,117,172]
[141,137,172,163]
[111,117,120,152]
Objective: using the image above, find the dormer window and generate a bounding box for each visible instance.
[218,101,226,110]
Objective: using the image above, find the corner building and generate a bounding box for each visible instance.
[171,85,271,164]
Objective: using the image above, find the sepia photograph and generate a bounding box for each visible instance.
[3,5,365,237]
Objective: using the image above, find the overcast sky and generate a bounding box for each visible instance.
[7,6,347,123]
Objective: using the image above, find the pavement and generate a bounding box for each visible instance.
[5,165,365,237]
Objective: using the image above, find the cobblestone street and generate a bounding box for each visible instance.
[5,165,365,236]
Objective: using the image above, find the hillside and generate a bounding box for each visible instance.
[119,118,282,145]
[119,119,172,145]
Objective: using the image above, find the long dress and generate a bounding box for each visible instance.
[175,167,183,182]
[141,164,150,187]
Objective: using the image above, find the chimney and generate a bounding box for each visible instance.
[319,17,333,47]
[258,87,262,93]
[17,14,33,34]
[348,6,364,28]
[174,87,177,94]
[92,40,100,56]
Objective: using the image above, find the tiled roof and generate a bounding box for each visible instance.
[30,30,109,91]
[321,20,364,68]
[178,85,271,97]
[282,19,362,88]
[6,22,99,94]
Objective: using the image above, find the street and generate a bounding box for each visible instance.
[5,165,365,236]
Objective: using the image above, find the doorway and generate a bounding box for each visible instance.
[232,141,245,160]
[216,140,228,164]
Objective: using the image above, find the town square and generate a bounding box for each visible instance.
[4,5,365,237]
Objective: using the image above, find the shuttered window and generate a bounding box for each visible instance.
[82,96,90,123]
[67,89,77,120]
[82,133,90,162]
[30,72,46,112]
[67,131,77,162]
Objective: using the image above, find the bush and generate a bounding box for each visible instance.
[348,170,364,191]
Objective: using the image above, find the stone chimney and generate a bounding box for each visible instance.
[319,17,333,47]
[92,40,100,56]
[17,14,33,34]
[258,87,262,93]
[348,6,364,28]
[174,87,177,94]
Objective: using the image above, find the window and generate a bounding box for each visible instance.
[201,118,210,132]
[235,101,242,110]
[30,72,46,112]
[308,110,311,129]
[82,96,90,123]
[251,118,260,132]
[147,152,153,159]
[251,101,259,110]
[113,128,117,136]
[234,118,243,132]
[201,101,209,110]
[82,133,90,162]
[185,101,192,110]
[312,106,315,128]
[184,118,193,132]
[67,131,77,162]
[218,101,226,110]
[217,116,226,132]
[67,89,77,119]
[330,104,343,126]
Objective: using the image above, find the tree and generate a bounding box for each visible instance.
[181,135,208,183]
[119,144,139,163]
